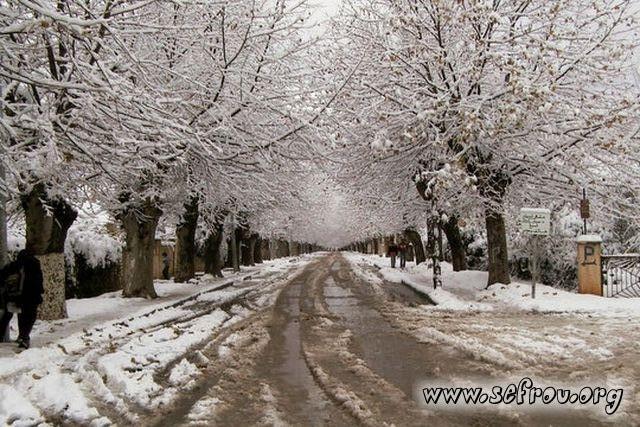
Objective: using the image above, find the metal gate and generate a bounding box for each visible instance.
[601,254,640,298]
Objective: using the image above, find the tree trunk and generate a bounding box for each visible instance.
[276,239,289,258]
[22,183,77,254]
[437,224,443,260]
[254,236,263,264]
[442,215,468,272]
[0,164,7,341]
[426,220,443,288]
[225,238,233,269]
[261,239,271,261]
[0,163,7,268]
[231,227,240,272]
[204,222,224,277]
[485,208,511,286]
[242,233,257,266]
[268,239,276,259]
[290,241,300,257]
[174,196,199,283]
[21,183,77,319]
[119,199,162,298]
[403,228,426,265]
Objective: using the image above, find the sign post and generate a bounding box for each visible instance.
[580,188,590,235]
[518,208,551,299]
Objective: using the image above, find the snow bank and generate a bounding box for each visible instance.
[21,368,104,424]
[169,359,200,386]
[344,253,492,311]
[97,308,229,408]
[480,282,640,317]
[187,397,222,424]
[345,252,640,317]
[0,385,43,426]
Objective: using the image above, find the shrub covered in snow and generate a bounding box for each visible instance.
[66,230,122,269]
[63,203,124,298]
[7,233,25,253]
[64,203,122,268]
[465,231,487,271]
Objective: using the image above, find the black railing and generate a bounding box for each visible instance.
[601,254,640,298]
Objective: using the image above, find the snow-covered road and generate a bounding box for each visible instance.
[0,256,315,425]
[1,252,638,426]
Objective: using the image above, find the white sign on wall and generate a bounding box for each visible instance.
[518,208,551,236]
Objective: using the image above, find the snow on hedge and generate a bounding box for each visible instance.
[66,229,121,267]
[65,202,122,268]
[7,231,25,252]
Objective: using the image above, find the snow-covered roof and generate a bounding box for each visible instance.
[575,234,602,243]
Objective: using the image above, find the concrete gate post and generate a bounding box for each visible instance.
[576,235,603,296]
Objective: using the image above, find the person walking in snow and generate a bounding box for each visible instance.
[388,242,398,268]
[398,240,407,269]
[162,252,170,280]
[0,249,44,349]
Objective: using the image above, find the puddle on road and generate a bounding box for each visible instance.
[257,279,336,426]
[380,278,432,307]
[325,265,444,401]
[323,276,356,301]
[324,257,607,427]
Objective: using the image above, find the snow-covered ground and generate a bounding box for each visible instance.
[0,256,315,426]
[344,252,640,423]
[344,252,640,317]
[3,252,639,425]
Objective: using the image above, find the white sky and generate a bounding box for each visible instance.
[307,0,342,28]
[310,0,341,14]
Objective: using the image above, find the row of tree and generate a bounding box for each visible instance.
[0,0,349,318]
[323,0,640,285]
[2,0,639,320]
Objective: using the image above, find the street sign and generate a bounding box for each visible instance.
[518,207,551,299]
[518,208,551,236]
[580,199,590,219]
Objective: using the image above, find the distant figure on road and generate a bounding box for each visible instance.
[0,249,44,349]
[388,243,398,268]
[398,240,407,268]
[162,252,170,280]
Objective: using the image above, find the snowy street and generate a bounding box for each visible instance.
[3,0,640,425]
[2,252,638,426]
[0,256,313,425]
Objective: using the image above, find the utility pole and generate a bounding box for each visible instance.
[580,188,590,235]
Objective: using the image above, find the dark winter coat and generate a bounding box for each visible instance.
[388,244,398,255]
[0,253,44,307]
